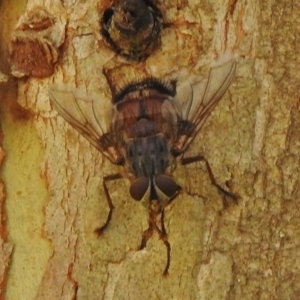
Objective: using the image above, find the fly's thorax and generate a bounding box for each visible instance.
[125,134,170,178]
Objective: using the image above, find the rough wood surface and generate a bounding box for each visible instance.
[0,22,12,300]
[0,0,300,299]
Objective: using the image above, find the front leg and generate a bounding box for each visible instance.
[139,218,155,250]
[139,209,171,276]
[158,210,171,276]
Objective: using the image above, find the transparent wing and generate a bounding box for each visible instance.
[171,56,236,153]
[49,85,121,163]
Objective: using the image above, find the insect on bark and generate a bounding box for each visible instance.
[49,55,237,275]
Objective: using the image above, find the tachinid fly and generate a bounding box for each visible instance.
[49,55,237,275]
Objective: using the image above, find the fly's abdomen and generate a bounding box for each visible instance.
[113,94,177,139]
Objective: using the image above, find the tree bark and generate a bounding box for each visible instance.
[0,0,300,299]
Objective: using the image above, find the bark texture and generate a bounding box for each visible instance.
[0,0,300,299]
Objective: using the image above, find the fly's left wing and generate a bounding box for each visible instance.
[49,86,123,164]
[171,56,236,154]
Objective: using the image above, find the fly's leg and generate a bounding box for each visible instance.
[140,189,181,275]
[94,173,123,236]
[181,155,238,203]
[158,186,183,274]
[140,210,171,276]
[158,188,182,275]
[139,185,181,250]
[158,210,171,276]
[139,219,155,250]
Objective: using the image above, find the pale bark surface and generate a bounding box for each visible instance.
[0,0,300,300]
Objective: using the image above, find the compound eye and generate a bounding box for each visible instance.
[154,174,178,198]
[129,177,150,201]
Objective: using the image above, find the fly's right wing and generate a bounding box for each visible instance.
[49,85,123,164]
[171,55,236,154]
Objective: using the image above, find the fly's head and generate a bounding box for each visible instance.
[129,174,179,213]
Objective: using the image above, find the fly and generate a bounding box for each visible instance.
[49,55,237,275]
